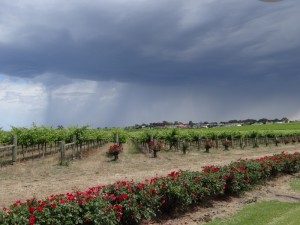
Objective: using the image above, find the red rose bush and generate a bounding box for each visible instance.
[106,144,122,161]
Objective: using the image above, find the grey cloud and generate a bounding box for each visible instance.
[1,0,300,128]
[0,0,299,87]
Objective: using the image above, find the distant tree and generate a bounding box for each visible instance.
[162,121,169,126]
[258,118,268,124]
[57,125,64,130]
[244,119,256,125]
[134,124,142,129]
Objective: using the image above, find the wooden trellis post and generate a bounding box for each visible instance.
[115,133,119,145]
[149,135,154,152]
[60,141,65,165]
[72,135,76,160]
[198,136,201,150]
[12,136,18,164]
[239,138,243,149]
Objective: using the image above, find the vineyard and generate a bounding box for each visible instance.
[1,123,300,224]
[0,125,127,166]
[129,125,300,153]
[1,123,300,165]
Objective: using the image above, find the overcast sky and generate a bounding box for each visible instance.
[0,0,299,130]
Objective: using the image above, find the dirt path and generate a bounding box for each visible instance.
[1,142,300,223]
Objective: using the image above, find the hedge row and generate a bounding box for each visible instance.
[1,151,300,225]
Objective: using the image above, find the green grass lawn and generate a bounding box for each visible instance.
[207,201,300,225]
[291,178,300,192]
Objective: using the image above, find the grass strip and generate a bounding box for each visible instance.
[207,201,300,225]
[290,178,300,192]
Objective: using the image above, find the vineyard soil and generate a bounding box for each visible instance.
[1,143,300,224]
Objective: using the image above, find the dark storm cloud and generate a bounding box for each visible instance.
[0,0,299,87]
[1,0,300,129]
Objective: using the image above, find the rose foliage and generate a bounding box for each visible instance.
[1,151,300,225]
[106,144,122,158]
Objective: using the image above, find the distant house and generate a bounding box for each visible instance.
[176,124,188,128]
[224,123,242,127]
